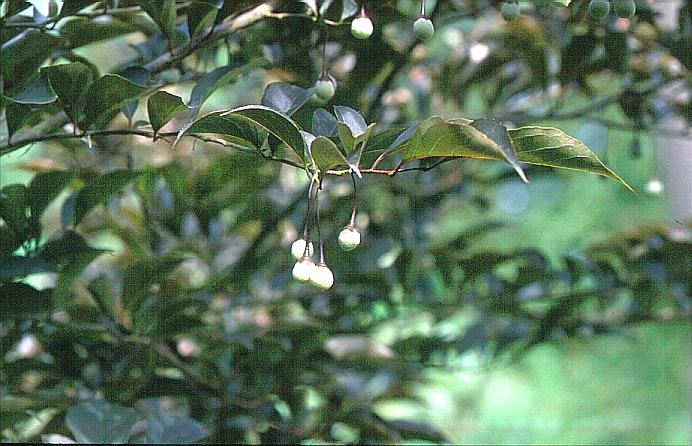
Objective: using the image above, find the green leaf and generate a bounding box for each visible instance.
[10,75,57,105]
[187,62,248,119]
[470,118,528,183]
[140,0,178,43]
[147,91,187,136]
[224,105,307,162]
[0,184,29,237]
[58,1,99,18]
[334,105,367,137]
[122,257,182,312]
[261,82,316,117]
[0,256,56,281]
[42,62,93,123]
[311,136,349,173]
[27,170,75,221]
[82,74,148,128]
[174,111,260,148]
[59,16,134,48]
[73,170,140,224]
[187,1,222,39]
[146,413,208,444]
[0,224,21,258]
[508,126,634,191]
[65,400,136,444]
[0,283,52,320]
[1,29,64,92]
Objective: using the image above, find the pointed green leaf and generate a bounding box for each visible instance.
[59,16,134,48]
[140,0,177,43]
[65,400,136,444]
[0,256,56,281]
[312,108,339,137]
[187,62,248,119]
[187,1,222,39]
[42,62,93,123]
[1,29,64,92]
[82,74,148,128]
[147,91,187,135]
[224,105,306,162]
[0,184,29,237]
[334,105,367,137]
[311,136,349,173]
[0,283,52,320]
[508,126,633,191]
[73,170,140,224]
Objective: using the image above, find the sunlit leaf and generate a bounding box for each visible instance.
[65,400,136,444]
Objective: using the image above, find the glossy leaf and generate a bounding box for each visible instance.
[73,170,140,224]
[146,413,208,444]
[187,1,222,39]
[0,256,56,281]
[65,400,136,444]
[223,105,307,162]
[42,62,93,123]
[312,108,339,137]
[174,111,260,148]
[10,74,56,105]
[508,126,633,190]
[311,136,349,173]
[0,184,29,237]
[148,91,187,135]
[470,118,528,183]
[82,75,148,128]
[1,29,64,92]
[140,0,177,42]
[334,105,367,137]
[59,16,134,48]
[261,82,316,117]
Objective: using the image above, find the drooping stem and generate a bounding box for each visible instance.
[349,173,358,226]
[420,0,426,17]
[314,188,325,263]
[320,27,328,78]
[302,178,317,240]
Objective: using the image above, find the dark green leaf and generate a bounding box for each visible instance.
[59,16,134,48]
[27,170,75,220]
[0,256,56,281]
[73,170,140,224]
[122,257,182,312]
[148,91,186,135]
[82,74,148,128]
[0,224,21,258]
[146,413,208,444]
[10,74,56,105]
[58,1,98,18]
[174,111,260,148]
[0,283,52,320]
[65,400,136,444]
[140,0,178,42]
[508,126,633,191]
[187,62,248,119]
[311,136,349,173]
[362,127,406,154]
[0,184,29,237]
[187,1,222,39]
[120,66,151,121]
[1,29,64,92]
[224,105,307,162]
[42,62,93,123]
[1,1,31,18]
[261,82,316,117]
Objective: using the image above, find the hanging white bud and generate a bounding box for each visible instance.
[291,238,314,260]
[351,15,374,39]
[338,226,361,251]
[292,256,315,283]
[309,262,334,290]
[645,178,664,195]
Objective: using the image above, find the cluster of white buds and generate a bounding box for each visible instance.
[290,174,362,290]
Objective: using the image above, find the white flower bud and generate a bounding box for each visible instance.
[291,238,314,260]
[338,226,361,251]
[292,256,315,283]
[15,334,41,358]
[351,16,373,39]
[645,178,664,195]
[309,262,334,290]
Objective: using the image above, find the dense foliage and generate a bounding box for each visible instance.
[1,1,689,444]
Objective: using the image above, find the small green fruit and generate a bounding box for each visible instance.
[501,2,521,22]
[314,77,336,103]
[291,238,314,260]
[351,16,373,39]
[292,256,315,283]
[588,0,611,20]
[613,0,636,18]
[338,226,361,251]
[309,262,334,290]
[413,17,435,41]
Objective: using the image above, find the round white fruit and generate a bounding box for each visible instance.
[338,226,361,251]
[309,263,334,290]
[351,16,374,39]
[292,257,314,283]
[291,238,314,260]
